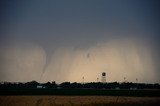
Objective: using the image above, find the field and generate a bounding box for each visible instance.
[0,96,160,106]
[0,89,160,106]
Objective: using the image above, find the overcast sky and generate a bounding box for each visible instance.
[0,0,160,83]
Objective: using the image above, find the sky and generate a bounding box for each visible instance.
[0,0,160,83]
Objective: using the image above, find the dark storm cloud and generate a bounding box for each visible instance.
[0,0,160,83]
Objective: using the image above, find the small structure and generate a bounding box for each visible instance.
[37,85,46,89]
[115,87,120,90]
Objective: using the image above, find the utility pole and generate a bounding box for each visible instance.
[82,76,84,84]
[97,78,99,82]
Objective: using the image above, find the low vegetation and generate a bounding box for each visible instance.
[1,81,160,89]
[0,96,160,106]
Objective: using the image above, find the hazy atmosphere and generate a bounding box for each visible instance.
[0,0,160,83]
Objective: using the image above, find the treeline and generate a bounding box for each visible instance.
[0,81,160,89]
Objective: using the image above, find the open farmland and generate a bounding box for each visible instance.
[1,88,160,105]
[0,96,160,106]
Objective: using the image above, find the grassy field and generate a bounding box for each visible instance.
[0,96,160,106]
[0,89,160,105]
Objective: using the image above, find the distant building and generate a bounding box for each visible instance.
[37,85,46,89]
[130,87,137,90]
[115,87,120,90]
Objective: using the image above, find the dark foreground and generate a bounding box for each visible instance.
[1,89,160,106]
[0,89,160,97]
[0,96,160,106]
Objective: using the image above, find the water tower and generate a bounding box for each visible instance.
[101,72,106,83]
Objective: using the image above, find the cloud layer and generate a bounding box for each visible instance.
[1,38,157,83]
